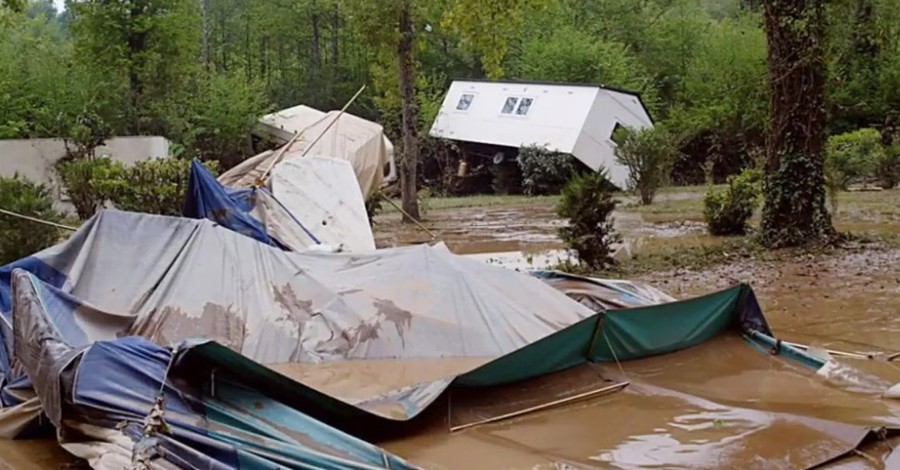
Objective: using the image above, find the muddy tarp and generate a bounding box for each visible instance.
[10,270,417,469]
[220,109,391,198]
[530,270,676,312]
[183,160,319,251]
[0,209,597,418]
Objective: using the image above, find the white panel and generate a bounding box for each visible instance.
[271,157,376,253]
[429,81,597,153]
[571,89,655,189]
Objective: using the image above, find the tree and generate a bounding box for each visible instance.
[343,0,425,221]
[442,0,549,79]
[759,0,835,247]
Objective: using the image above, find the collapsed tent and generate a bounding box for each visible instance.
[1,210,896,468]
[220,106,394,199]
[183,160,320,251]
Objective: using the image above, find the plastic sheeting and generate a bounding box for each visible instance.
[220,109,392,198]
[183,160,319,251]
[271,157,376,252]
[530,270,676,312]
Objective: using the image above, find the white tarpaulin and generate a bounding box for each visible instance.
[272,157,376,252]
[219,106,394,198]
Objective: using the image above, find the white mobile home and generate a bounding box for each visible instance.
[428,79,654,189]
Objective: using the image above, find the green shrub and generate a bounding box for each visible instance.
[517,145,579,196]
[106,158,219,216]
[613,125,680,205]
[825,128,884,190]
[876,144,900,189]
[0,175,65,265]
[703,168,763,236]
[557,171,621,270]
[55,157,124,220]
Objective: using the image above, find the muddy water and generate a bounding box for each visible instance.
[381,335,900,469]
[374,202,701,256]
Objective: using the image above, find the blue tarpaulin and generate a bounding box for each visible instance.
[183,159,318,249]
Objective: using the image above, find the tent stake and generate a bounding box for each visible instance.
[449,381,628,433]
[379,193,436,239]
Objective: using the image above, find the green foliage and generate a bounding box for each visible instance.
[56,157,123,220]
[105,158,219,216]
[825,128,885,190]
[879,145,900,189]
[443,0,551,79]
[516,145,579,196]
[613,125,680,204]
[557,171,621,270]
[703,168,762,235]
[0,175,64,265]
[2,0,900,201]
[179,72,271,166]
[515,25,657,108]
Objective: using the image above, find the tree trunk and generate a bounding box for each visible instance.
[397,0,420,222]
[759,0,835,247]
[200,0,210,71]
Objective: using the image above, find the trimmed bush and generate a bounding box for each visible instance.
[0,175,65,265]
[56,157,123,219]
[877,145,900,189]
[557,171,621,270]
[825,128,884,190]
[703,168,763,236]
[613,125,680,205]
[105,158,219,216]
[517,145,579,196]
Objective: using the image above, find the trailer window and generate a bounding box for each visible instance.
[456,93,474,111]
[501,97,518,114]
[515,98,533,115]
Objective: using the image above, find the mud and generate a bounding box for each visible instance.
[374,203,702,256]
[642,248,900,354]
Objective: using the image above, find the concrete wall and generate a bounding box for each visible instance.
[0,136,170,212]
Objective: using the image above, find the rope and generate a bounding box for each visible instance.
[0,208,78,231]
[602,328,628,379]
[127,344,180,470]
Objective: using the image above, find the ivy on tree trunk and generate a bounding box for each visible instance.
[760,0,836,247]
[397,0,421,222]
